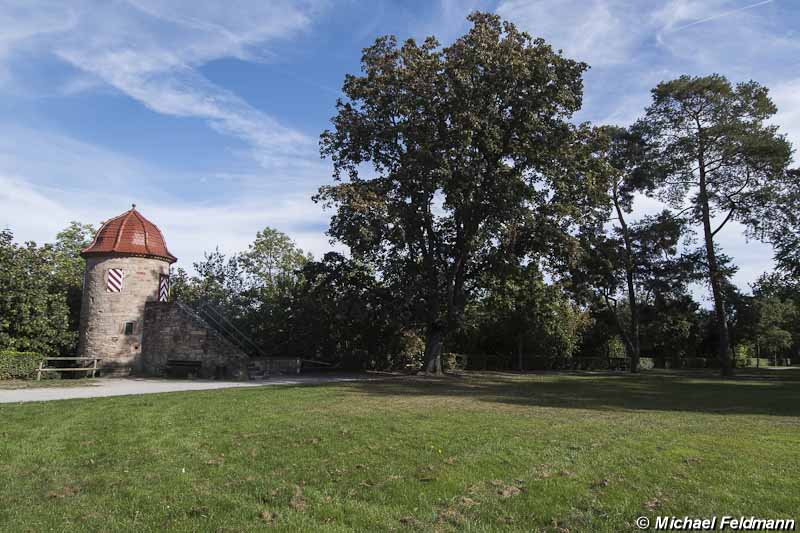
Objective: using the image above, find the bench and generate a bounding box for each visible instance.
[166,359,202,378]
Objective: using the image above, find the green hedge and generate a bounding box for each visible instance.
[0,351,44,380]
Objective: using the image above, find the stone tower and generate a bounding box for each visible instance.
[78,205,177,375]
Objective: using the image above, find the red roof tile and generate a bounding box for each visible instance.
[82,205,177,263]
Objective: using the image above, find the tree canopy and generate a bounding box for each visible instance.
[318,12,605,372]
[638,74,793,375]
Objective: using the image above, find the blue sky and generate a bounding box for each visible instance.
[0,0,798,300]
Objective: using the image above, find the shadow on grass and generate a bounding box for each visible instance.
[339,368,800,417]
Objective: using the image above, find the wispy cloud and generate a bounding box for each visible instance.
[665,0,775,32]
[1,173,337,266]
[770,78,800,163]
[496,0,639,66]
[1,0,326,168]
[0,2,77,84]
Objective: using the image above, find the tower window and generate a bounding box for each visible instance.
[124,322,135,335]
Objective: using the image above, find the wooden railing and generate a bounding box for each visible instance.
[36,357,102,380]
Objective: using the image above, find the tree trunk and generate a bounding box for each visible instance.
[517,335,524,372]
[698,160,734,377]
[421,326,444,374]
[756,339,760,368]
[613,186,641,373]
[626,277,641,373]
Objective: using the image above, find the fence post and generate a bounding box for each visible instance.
[36,360,43,381]
[92,358,98,378]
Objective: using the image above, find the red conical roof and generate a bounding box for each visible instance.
[82,205,177,263]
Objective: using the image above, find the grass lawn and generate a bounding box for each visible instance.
[1,371,799,532]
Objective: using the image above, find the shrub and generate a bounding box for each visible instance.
[443,353,467,371]
[0,351,44,380]
[607,337,627,359]
[734,343,753,368]
[639,357,655,370]
[395,331,425,370]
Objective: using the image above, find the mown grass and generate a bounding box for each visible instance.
[1,370,799,532]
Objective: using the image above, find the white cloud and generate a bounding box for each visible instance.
[496,0,640,67]
[655,0,774,33]
[0,0,326,167]
[0,2,78,84]
[0,126,339,269]
[652,0,729,32]
[0,173,339,270]
[770,78,800,161]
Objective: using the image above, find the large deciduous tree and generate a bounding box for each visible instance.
[639,75,792,376]
[51,221,95,334]
[317,12,600,373]
[0,230,74,356]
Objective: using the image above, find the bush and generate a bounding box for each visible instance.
[0,351,43,380]
[639,357,655,370]
[394,331,425,370]
[443,353,467,371]
[607,337,627,359]
[734,343,753,368]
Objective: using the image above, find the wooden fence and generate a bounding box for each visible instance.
[36,357,102,380]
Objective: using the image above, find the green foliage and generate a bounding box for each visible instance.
[51,222,96,333]
[172,227,311,356]
[239,227,311,300]
[639,74,793,375]
[443,352,468,371]
[639,357,655,370]
[454,265,591,369]
[396,331,425,370]
[734,343,753,368]
[749,168,800,277]
[606,336,627,359]
[317,12,603,371]
[290,252,411,370]
[0,229,76,356]
[0,350,43,380]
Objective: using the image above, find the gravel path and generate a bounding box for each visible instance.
[0,374,382,404]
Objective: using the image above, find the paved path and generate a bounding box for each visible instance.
[0,374,383,404]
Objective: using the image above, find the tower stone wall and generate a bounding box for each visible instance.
[140,302,250,379]
[78,255,170,374]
